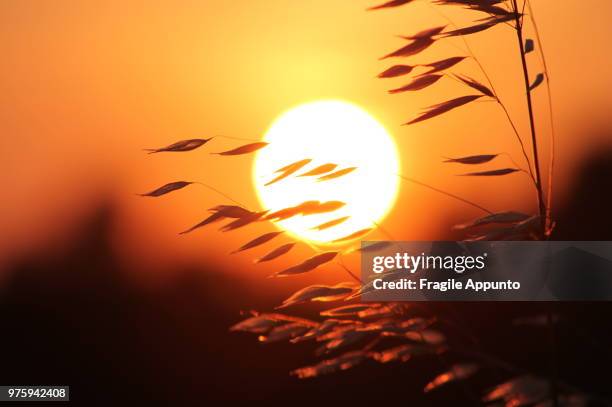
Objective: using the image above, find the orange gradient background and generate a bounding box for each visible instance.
[1,1,611,287]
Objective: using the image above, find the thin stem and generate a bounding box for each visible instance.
[496,99,537,185]
[371,220,398,242]
[526,0,556,235]
[512,0,546,233]
[336,256,362,284]
[499,151,526,174]
[194,182,244,206]
[514,3,557,406]
[215,134,262,142]
[370,220,408,254]
[397,174,494,215]
[498,152,537,186]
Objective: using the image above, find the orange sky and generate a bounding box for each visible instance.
[1,1,611,283]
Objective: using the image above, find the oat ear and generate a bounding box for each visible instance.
[404,95,483,125]
[212,142,268,155]
[443,154,498,165]
[139,181,193,197]
[255,243,296,263]
[231,231,284,254]
[378,65,414,78]
[388,74,442,94]
[145,138,212,154]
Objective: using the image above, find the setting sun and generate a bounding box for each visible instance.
[3,0,612,404]
[253,100,400,244]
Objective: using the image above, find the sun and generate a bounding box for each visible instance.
[253,100,400,245]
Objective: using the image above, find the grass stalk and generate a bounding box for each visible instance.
[397,174,493,215]
[512,0,546,233]
[514,5,558,405]
[526,0,556,234]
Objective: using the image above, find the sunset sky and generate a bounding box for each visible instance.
[1,0,611,284]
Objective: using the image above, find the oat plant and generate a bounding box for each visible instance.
[140,1,602,405]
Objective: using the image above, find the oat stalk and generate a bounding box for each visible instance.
[512,0,546,232]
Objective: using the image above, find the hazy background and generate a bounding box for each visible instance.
[1,1,612,405]
[1,0,612,279]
